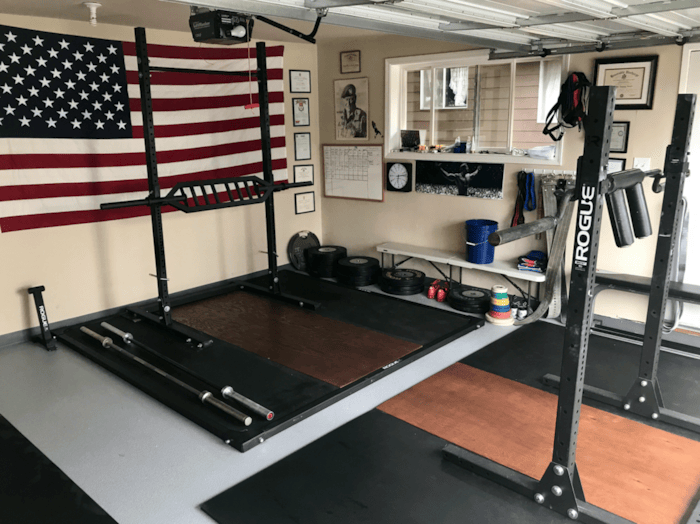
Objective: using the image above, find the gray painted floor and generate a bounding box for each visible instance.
[0,291,514,524]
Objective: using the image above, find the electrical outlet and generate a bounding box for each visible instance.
[633,158,651,171]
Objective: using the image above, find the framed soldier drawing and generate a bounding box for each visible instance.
[334,77,368,141]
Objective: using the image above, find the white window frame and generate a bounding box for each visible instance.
[384,50,569,165]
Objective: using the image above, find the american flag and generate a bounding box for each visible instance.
[0,24,287,232]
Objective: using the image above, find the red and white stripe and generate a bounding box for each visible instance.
[0,41,286,232]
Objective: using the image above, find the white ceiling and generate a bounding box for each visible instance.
[163,0,700,56]
[0,0,386,44]
[2,0,700,54]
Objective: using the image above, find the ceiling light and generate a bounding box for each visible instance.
[84,2,101,26]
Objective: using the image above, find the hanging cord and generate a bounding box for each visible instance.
[524,172,536,211]
[510,172,536,228]
[510,171,526,228]
[244,19,259,110]
[663,196,688,334]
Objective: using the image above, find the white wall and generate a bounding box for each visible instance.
[317,36,685,324]
[2,15,688,335]
[0,14,322,337]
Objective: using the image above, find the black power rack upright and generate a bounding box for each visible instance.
[543,97,700,433]
[443,88,696,524]
[99,28,316,348]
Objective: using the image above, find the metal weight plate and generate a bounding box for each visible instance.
[287,231,320,271]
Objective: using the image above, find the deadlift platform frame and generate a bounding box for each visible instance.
[444,89,696,524]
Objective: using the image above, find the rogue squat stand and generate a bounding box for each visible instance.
[443,88,696,524]
[101,28,316,348]
[542,92,700,434]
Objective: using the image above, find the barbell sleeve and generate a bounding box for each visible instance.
[222,386,274,421]
[605,190,635,248]
[80,326,252,426]
[199,392,254,424]
[101,322,272,421]
[625,183,653,239]
[101,322,133,342]
[489,217,558,246]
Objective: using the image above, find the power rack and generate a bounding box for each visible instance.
[99,27,316,348]
[443,88,696,524]
[543,97,700,434]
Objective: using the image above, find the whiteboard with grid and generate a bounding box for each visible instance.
[323,145,384,201]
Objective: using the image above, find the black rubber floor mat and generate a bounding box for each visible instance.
[245,270,479,346]
[463,321,700,440]
[0,414,117,524]
[59,275,481,452]
[201,410,571,524]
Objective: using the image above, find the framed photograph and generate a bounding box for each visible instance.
[594,56,658,110]
[608,158,626,174]
[294,164,314,184]
[295,191,315,214]
[292,98,310,127]
[294,132,311,161]
[334,77,369,141]
[610,121,630,153]
[289,70,311,93]
[340,50,361,74]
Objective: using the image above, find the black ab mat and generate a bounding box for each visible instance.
[0,414,116,524]
[463,321,700,441]
[201,410,571,524]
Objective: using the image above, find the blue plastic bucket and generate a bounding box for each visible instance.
[465,219,498,264]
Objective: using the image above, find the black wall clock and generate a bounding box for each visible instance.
[386,162,412,192]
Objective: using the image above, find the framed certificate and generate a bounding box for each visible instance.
[294,164,314,184]
[610,121,630,153]
[607,158,626,174]
[289,70,311,93]
[294,132,311,161]
[340,50,361,74]
[594,56,658,110]
[292,98,310,127]
[295,191,315,214]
